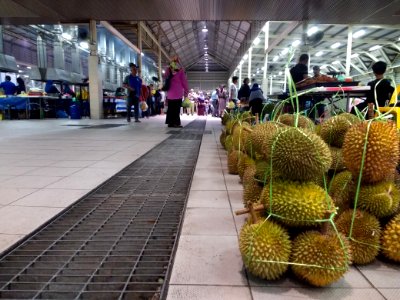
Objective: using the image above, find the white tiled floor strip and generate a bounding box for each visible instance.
[167,118,400,300]
[0,115,196,253]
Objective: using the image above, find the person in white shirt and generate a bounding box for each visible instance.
[229,76,239,109]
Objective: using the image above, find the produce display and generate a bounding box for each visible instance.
[220,109,400,287]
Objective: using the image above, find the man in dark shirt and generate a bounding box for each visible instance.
[290,54,309,84]
[351,61,394,116]
[0,76,16,95]
[123,63,142,123]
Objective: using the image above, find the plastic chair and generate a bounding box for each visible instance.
[378,84,400,128]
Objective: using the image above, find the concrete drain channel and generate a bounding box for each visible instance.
[0,119,206,300]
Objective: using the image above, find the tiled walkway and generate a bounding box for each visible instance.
[0,115,196,254]
[167,118,400,300]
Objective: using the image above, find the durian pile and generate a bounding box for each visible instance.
[220,111,400,287]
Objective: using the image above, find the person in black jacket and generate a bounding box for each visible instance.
[16,77,26,94]
[351,61,394,117]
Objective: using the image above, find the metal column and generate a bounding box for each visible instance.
[88,20,103,119]
[239,65,242,87]
[138,21,143,76]
[158,36,162,87]
[345,25,353,77]
[262,22,269,95]
[248,47,252,79]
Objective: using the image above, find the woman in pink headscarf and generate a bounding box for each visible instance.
[163,56,189,128]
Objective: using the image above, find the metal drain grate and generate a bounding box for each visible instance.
[81,124,127,129]
[0,119,206,300]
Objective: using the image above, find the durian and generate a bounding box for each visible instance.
[228,150,240,175]
[339,112,361,124]
[239,220,291,280]
[243,163,257,185]
[343,121,399,184]
[232,123,251,152]
[238,154,255,180]
[220,130,226,148]
[329,171,353,214]
[320,115,355,147]
[254,160,273,184]
[277,113,315,131]
[259,180,335,227]
[243,178,263,207]
[291,231,351,287]
[357,181,400,218]
[330,147,345,171]
[225,135,233,153]
[270,127,332,181]
[335,209,381,265]
[249,122,282,159]
[381,214,400,262]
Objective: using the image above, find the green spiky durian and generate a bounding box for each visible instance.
[330,147,345,171]
[238,154,255,180]
[320,115,355,147]
[270,127,332,182]
[222,113,231,125]
[228,150,240,175]
[339,112,361,124]
[254,160,274,184]
[277,113,315,131]
[381,214,400,262]
[243,163,257,185]
[259,180,335,227]
[232,123,251,152]
[357,181,400,218]
[291,231,351,287]
[239,220,291,280]
[225,135,233,153]
[329,171,353,214]
[220,130,227,148]
[249,122,282,159]
[343,121,399,184]
[243,178,263,207]
[335,209,381,265]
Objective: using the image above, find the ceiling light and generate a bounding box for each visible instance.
[273,56,279,62]
[23,75,29,78]
[79,41,89,49]
[353,29,366,38]
[307,26,319,36]
[351,53,359,58]
[243,54,248,60]
[369,45,382,51]
[162,70,165,74]
[252,73,255,77]
[17,65,20,67]
[261,66,265,71]
[18,70,22,73]
[273,75,277,78]
[205,58,208,61]
[202,26,208,33]
[315,51,324,57]
[62,32,72,40]
[278,71,283,75]
[141,52,144,56]
[253,37,261,46]
[332,60,341,65]
[26,66,31,69]
[331,42,341,49]
[320,65,327,69]
[292,40,301,47]
[256,70,259,74]
[281,48,289,55]
[204,46,208,49]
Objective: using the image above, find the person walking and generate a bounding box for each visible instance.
[229,76,239,110]
[123,63,142,123]
[238,78,251,111]
[164,57,189,128]
[217,85,228,117]
[249,83,265,118]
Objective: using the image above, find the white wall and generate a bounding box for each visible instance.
[186,71,229,92]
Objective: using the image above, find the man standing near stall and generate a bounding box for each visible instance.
[123,63,142,123]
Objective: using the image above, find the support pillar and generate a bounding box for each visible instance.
[239,65,242,87]
[138,21,143,76]
[88,20,103,120]
[269,76,273,95]
[248,47,252,79]
[345,25,353,77]
[158,35,162,87]
[262,22,269,94]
